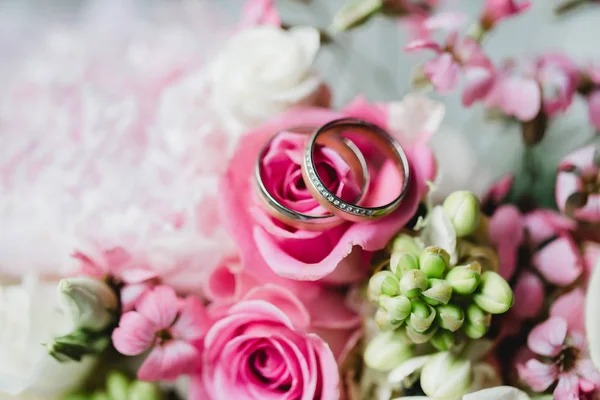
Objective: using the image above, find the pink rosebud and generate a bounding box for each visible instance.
[556,145,600,222]
[191,298,340,399]
[112,285,209,381]
[239,0,281,28]
[220,103,436,282]
[480,0,531,30]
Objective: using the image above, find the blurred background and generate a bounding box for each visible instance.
[1,0,599,206]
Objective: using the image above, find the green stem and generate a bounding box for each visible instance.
[554,0,590,15]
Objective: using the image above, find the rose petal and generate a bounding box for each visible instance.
[243,284,312,330]
[527,317,567,357]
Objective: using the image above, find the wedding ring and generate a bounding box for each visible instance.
[302,118,410,222]
[254,126,370,231]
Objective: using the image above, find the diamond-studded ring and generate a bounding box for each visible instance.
[302,118,410,222]
[254,126,370,231]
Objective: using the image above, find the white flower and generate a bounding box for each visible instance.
[0,276,94,397]
[211,25,322,134]
[419,206,458,264]
[392,386,530,400]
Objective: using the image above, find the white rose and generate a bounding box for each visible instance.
[0,275,94,398]
[211,25,323,134]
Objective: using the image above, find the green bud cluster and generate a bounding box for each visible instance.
[368,234,513,347]
[66,372,163,400]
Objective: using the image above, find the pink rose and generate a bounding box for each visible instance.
[220,103,436,282]
[556,144,600,223]
[190,286,342,400]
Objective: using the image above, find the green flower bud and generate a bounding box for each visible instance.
[128,381,162,400]
[445,262,482,295]
[422,278,452,306]
[391,253,419,278]
[406,324,438,344]
[399,269,428,298]
[368,271,398,301]
[58,277,118,332]
[106,372,130,400]
[463,303,491,339]
[473,271,514,314]
[443,191,481,237]
[420,352,472,400]
[330,0,383,33]
[435,303,464,332]
[380,295,412,322]
[375,307,400,331]
[364,331,415,372]
[408,300,436,333]
[391,234,423,257]
[430,330,456,351]
[419,247,449,278]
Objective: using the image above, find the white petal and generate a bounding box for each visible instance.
[388,94,445,145]
[463,386,531,400]
[388,355,431,384]
[419,206,458,263]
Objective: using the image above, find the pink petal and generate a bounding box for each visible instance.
[307,334,340,400]
[482,174,514,205]
[533,236,582,286]
[112,312,157,356]
[404,39,442,53]
[462,66,496,106]
[203,258,259,302]
[489,205,523,280]
[488,75,541,121]
[243,284,312,330]
[171,296,210,341]
[523,210,576,248]
[239,0,281,29]
[423,53,461,94]
[120,268,158,284]
[550,288,585,334]
[424,12,467,31]
[528,317,567,357]
[588,90,600,131]
[136,285,179,329]
[342,96,388,129]
[553,373,580,399]
[575,194,600,223]
[558,144,598,174]
[137,340,201,381]
[120,282,154,312]
[518,358,558,392]
[188,375,210,400]
[555,174,584,216]
[577,359,600,387]
[512,272,544,319]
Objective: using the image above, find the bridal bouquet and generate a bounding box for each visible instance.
[1,0,600,399]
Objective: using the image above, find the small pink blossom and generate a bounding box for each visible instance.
[239,0,281,28]
[406,29,492,94]
[556,145,600,222]
[518,291,600,399]
[480,0,531,29]
[482,66,541,121]
[536,54,580,117]
[112,285,209,381]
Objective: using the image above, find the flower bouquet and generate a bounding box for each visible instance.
[1,0,600,399]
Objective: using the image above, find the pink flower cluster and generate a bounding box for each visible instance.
[405,0,600,133]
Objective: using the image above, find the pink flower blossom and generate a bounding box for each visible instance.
[112,285,209,381]
[556,145,600,222]
[239,0,281,28]
[190,287,343,400]
[489,205,524,280]
[588,90,600,131]
[518,291,600,399]
[479,0,531,30]
[535,54,580,117]
[405,22,492,94]
[512,271,544,319]
[220,102,436,282]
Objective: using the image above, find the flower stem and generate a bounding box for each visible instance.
[554,0,590,15]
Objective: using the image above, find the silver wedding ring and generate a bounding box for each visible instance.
[254,126,370,231]
[302,118,410,222]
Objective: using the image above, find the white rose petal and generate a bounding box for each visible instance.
[211,25,322,134]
